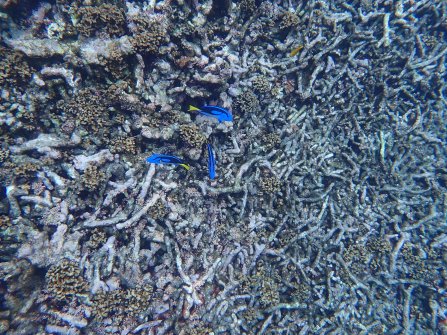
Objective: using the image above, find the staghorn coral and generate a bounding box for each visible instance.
[0,320,9,334]
[1,0,447,334]
[0,259,44,334]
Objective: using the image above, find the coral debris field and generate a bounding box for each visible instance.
[1,0,447,334]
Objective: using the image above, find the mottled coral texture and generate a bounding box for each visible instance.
[0,0,446,334]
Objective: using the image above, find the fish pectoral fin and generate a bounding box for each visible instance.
[188,105,201,112]
[179,163,190,170]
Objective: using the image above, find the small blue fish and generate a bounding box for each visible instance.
[207,144,216,180]
[188,105,233,123]
[146,153,190,170]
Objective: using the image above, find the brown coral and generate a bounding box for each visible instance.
[58,88,108,132]
[110,136,138,155]
[179,124,206,149]
[130,16,166,54]
[77,4,126,37]
[261,132,281,150]
[0,215,11,229]
[240,0,256,16]
[259,277,280,308]
[87,228,107,249]
[366,237,391,256]
[149,199,169,221]
[280,11,299,30]
[81,165,105,190]
[14,163,39,178]
[259,175,281,194]
[184,322,214,335]
[252,76,271,94]
[93,285,153,326]
[46,259,87,301]
[0,48,32,87]
[0,148,10,163]
[343,244,368,264]
[233,89,259,115]
[99,42,129,79]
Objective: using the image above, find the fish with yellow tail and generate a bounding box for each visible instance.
[146,153,190,170]
[188,105,233,123]
[289,45,304,57]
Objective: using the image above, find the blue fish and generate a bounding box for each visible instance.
[146,153,190,170]
[207,144,216,180]
[188,105,233,123]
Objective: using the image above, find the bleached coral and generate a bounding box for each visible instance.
[40,66,81,89]
[72,150,114,171]
[1,0,446,334]
[5,37,70,57]
[17,224,82,267]
[80,37,134,64]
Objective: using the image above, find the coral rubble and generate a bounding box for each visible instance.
[1,0,447,334]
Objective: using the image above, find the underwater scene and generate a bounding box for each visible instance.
[0,0,447,334]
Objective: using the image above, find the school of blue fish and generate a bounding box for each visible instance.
[146,105,233,180]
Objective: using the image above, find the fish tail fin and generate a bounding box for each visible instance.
[179,163,190,171]
[188,105,200,112]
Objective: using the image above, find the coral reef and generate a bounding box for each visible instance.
[233,89,260,115]
[258,174,281,194]
[129,14,167,55]
[57,88,108,133]
[110,136,138,155]
[252,75,271,94]
[179,124,207,149]
[0,48,32,87]
[46,259,87,301]
[280,11,300,30]
[0,0,446,334]
[91,285,153,329]
[81,165,105,191]
[0,147,10,163]
[76,4,126,37]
